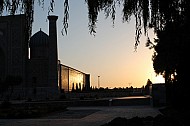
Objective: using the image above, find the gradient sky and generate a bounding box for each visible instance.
[32,0,165,88]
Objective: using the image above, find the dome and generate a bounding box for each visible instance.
[29,29,49,47]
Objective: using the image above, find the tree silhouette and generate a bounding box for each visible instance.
[85,0,190,106]
[71,83,75,92]
[145,79,152,95]
[146,12,190,106]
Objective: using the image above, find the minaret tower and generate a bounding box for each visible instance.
[48,15,58,89]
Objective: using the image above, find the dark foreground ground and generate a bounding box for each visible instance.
[0,96,188,126]
[1,105,187,126]
[0,105,161,126]
[101,107,188,126]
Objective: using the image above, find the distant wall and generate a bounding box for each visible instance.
[65,91,143,99]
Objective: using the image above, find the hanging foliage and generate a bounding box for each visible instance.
[1,0,189,48]
[85,0,190,48]
[0,0,56,43]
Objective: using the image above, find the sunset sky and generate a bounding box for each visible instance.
[32,0,164,88]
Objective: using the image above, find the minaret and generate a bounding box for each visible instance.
[48,15,58,88]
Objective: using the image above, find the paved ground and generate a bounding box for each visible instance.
[0,105,162,126]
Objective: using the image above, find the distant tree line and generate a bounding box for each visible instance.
[70,79,151,96]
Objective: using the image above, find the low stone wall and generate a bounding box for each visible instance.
[111,98,150,106]
[66,92,143,99]
[12,101,68,110]
[1,87,60,101]
[67,98,150,107]
[8,97,150,109]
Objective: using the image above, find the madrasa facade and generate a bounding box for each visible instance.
[0,14,90,100]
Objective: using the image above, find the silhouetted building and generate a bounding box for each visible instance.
[150,83,166,107]
[0,14,90,100]
[58,63,90,92]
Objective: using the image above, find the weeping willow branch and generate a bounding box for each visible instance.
[0,0,190,49]
[0,0,56,44]
[62,0,69,36]
[85,0,100,35]
[0,0,35,43]
[23,0,34,43]
[85,0,190,49]
[48,0,55,15]
[0,0,4,14]
[85,0,150,49]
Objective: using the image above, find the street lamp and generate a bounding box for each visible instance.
[98,76,100,88]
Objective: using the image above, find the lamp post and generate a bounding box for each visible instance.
[98,76,100,88]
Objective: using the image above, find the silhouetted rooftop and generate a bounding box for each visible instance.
[29,29,49,47]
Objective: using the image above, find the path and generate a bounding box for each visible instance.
[0,105,161,126]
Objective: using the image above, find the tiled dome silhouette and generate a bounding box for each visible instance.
[30,29,49,47]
